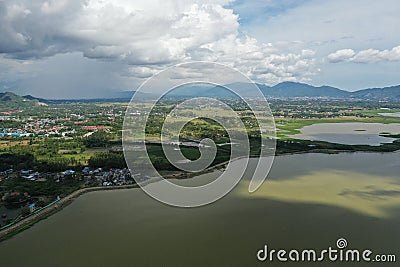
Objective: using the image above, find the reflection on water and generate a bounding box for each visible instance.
[290,123,400,146]
[0,152,399,266]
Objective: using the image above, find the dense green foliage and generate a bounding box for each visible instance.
[88,152,126,169]
[84,131,112,148]
[2,176,82,199]
[0,153,36,171]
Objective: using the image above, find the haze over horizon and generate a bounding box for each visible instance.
[1,0,400,99]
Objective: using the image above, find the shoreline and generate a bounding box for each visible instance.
[0,184,138,242]
[1,148,399,242]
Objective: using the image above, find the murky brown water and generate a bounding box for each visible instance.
[0,152,399,266]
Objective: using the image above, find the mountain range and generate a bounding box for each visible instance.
[1,82,400,106]
[153,82,400,100]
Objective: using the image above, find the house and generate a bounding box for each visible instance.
[22,172,40,181]
[63,170,75,176]
[29,203,36,213]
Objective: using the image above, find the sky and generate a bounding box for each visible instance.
[0,0,400,99]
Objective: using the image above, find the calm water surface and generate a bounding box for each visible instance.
[290,122,400,146]
[379,112,400,118]
[0,152,399,266]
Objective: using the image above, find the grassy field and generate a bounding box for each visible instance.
[34,149,104,166]
[0,140,30,149]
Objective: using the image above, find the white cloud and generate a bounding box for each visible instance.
[328,45,400,63]
[327,49,355,63]
[0,0,319,87]
[197,35,317,84]
[0,0,399,97]
[0,0,238,63]
[127,66,159,79]
[352,49,382,63]
[232,0,400,90]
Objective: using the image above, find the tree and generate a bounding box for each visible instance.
[88,152,126,169]
[84,131,111,148]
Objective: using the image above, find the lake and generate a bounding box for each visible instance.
[379,112,400,118]
[0,152,399,266]
[289,122,400,146]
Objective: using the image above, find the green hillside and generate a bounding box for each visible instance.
[0,92,39,111]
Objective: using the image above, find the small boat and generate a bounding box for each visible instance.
[2,213,7,218]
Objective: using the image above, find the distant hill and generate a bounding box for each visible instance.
[156,82,350,99]
[3,82,400,103]
[23,94,48,102]
[20,91,153,104]
[133,82,348,99]
[262,82,350,98]
[103,90,155,100]
[0,92,40,111]
[97,83,350,99]
[160,82,400,100]
[164,84,234,98]
[1,92,27,102]
[349,85,400,100]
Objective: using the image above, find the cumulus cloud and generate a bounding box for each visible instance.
[126,66,159,79]
[352,46,400,63]
[199,35,317,84]
[328,45,400,63]
[0,0,318,86]
[327,49,355,63]
[0,0,238,63]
